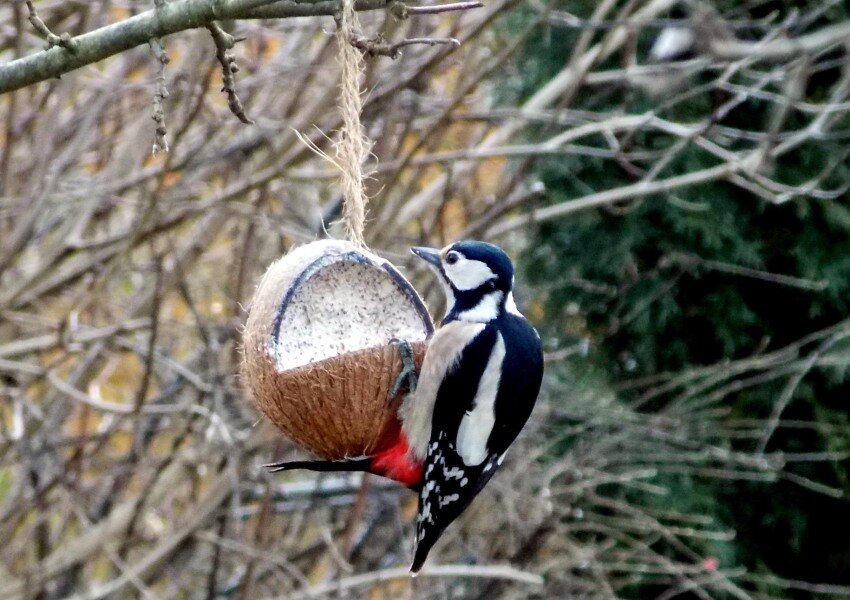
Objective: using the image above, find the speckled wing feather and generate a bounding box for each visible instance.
[410,314,544,573]
[410,326,499,573]
[412,433,502,573]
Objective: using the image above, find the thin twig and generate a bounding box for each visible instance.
[24,1,78,52]
[274,564,544,599]
[668,252,829,292]
[404,1,483,15]
[207,22,253,124]
[149,38,170,154]
[351,34,460,59]
[756,333,844,455]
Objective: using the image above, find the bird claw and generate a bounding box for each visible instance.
[389,338,418,400]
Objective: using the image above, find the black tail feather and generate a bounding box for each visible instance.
[410,536,436,575]
[265,458,373,474]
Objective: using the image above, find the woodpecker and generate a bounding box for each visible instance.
[266,240,544,573]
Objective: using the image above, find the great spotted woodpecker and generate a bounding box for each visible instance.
[267,241,544,573]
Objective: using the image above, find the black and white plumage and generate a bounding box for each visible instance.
[404,241,544,573]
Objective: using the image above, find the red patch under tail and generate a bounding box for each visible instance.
[370,433,423,488]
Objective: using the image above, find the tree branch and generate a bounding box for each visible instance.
[404,0,482,14]
[351,35,460,59]
[278,564,544,599]
[706,21,850,62]
[24,0,78,52]
[486,163,736,238]
[0,0,389,94]
[149,38,170,154]
[206,22,253,124]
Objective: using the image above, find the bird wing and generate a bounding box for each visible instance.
[411,316,544,573]
[411,325,503,572]
[484,314,544,455]
[412,434,502,573]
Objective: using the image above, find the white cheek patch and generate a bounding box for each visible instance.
[444,258,495,291]
[425,262,456,314]
[441,281,457,315]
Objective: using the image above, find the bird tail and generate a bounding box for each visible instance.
[265,457,373,474]
[266,436,424,490]
[410,537,436,575]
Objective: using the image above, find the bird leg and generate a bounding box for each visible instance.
[389,338,418,400]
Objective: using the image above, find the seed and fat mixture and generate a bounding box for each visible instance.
[271,242,429,371]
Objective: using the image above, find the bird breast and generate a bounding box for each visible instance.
[400,321,486,459]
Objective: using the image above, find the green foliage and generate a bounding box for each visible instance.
[506,0,850,596]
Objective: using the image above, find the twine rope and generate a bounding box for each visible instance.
[336,0,371,248]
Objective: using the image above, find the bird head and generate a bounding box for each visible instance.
[411,240,518,323]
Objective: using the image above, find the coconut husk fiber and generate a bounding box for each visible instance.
[242,240,433,459]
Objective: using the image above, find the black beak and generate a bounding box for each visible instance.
[411,246,442,267]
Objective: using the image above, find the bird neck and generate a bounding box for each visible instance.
[443,289,506,324]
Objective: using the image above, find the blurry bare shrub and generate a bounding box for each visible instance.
[1,0,849,598]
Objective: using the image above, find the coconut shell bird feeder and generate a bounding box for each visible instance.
[242,2,435,459]
[242,240,432,459]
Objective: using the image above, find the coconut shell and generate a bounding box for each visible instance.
[242,240,433,459]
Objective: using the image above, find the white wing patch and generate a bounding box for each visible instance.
[400,321,485,459]
[504,291,523,316]
[456,333,506,466]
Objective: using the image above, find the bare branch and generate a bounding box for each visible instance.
[756,333,846,456]
[24,0,78,52]
[487,163,735,238]
[207,22,253,124]
[278,564,544,599]
[404,1,482,15]
[0,0,390,94]
[149,38,170,154]
[351,34,460,59]
[706,21,850,61]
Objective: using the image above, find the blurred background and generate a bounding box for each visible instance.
[1,0,850,597]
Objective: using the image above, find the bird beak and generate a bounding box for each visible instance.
[411,246,442,267]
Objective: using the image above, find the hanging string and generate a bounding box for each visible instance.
[335,0,371,248]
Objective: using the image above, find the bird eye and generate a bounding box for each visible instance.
[445,251,459,265]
